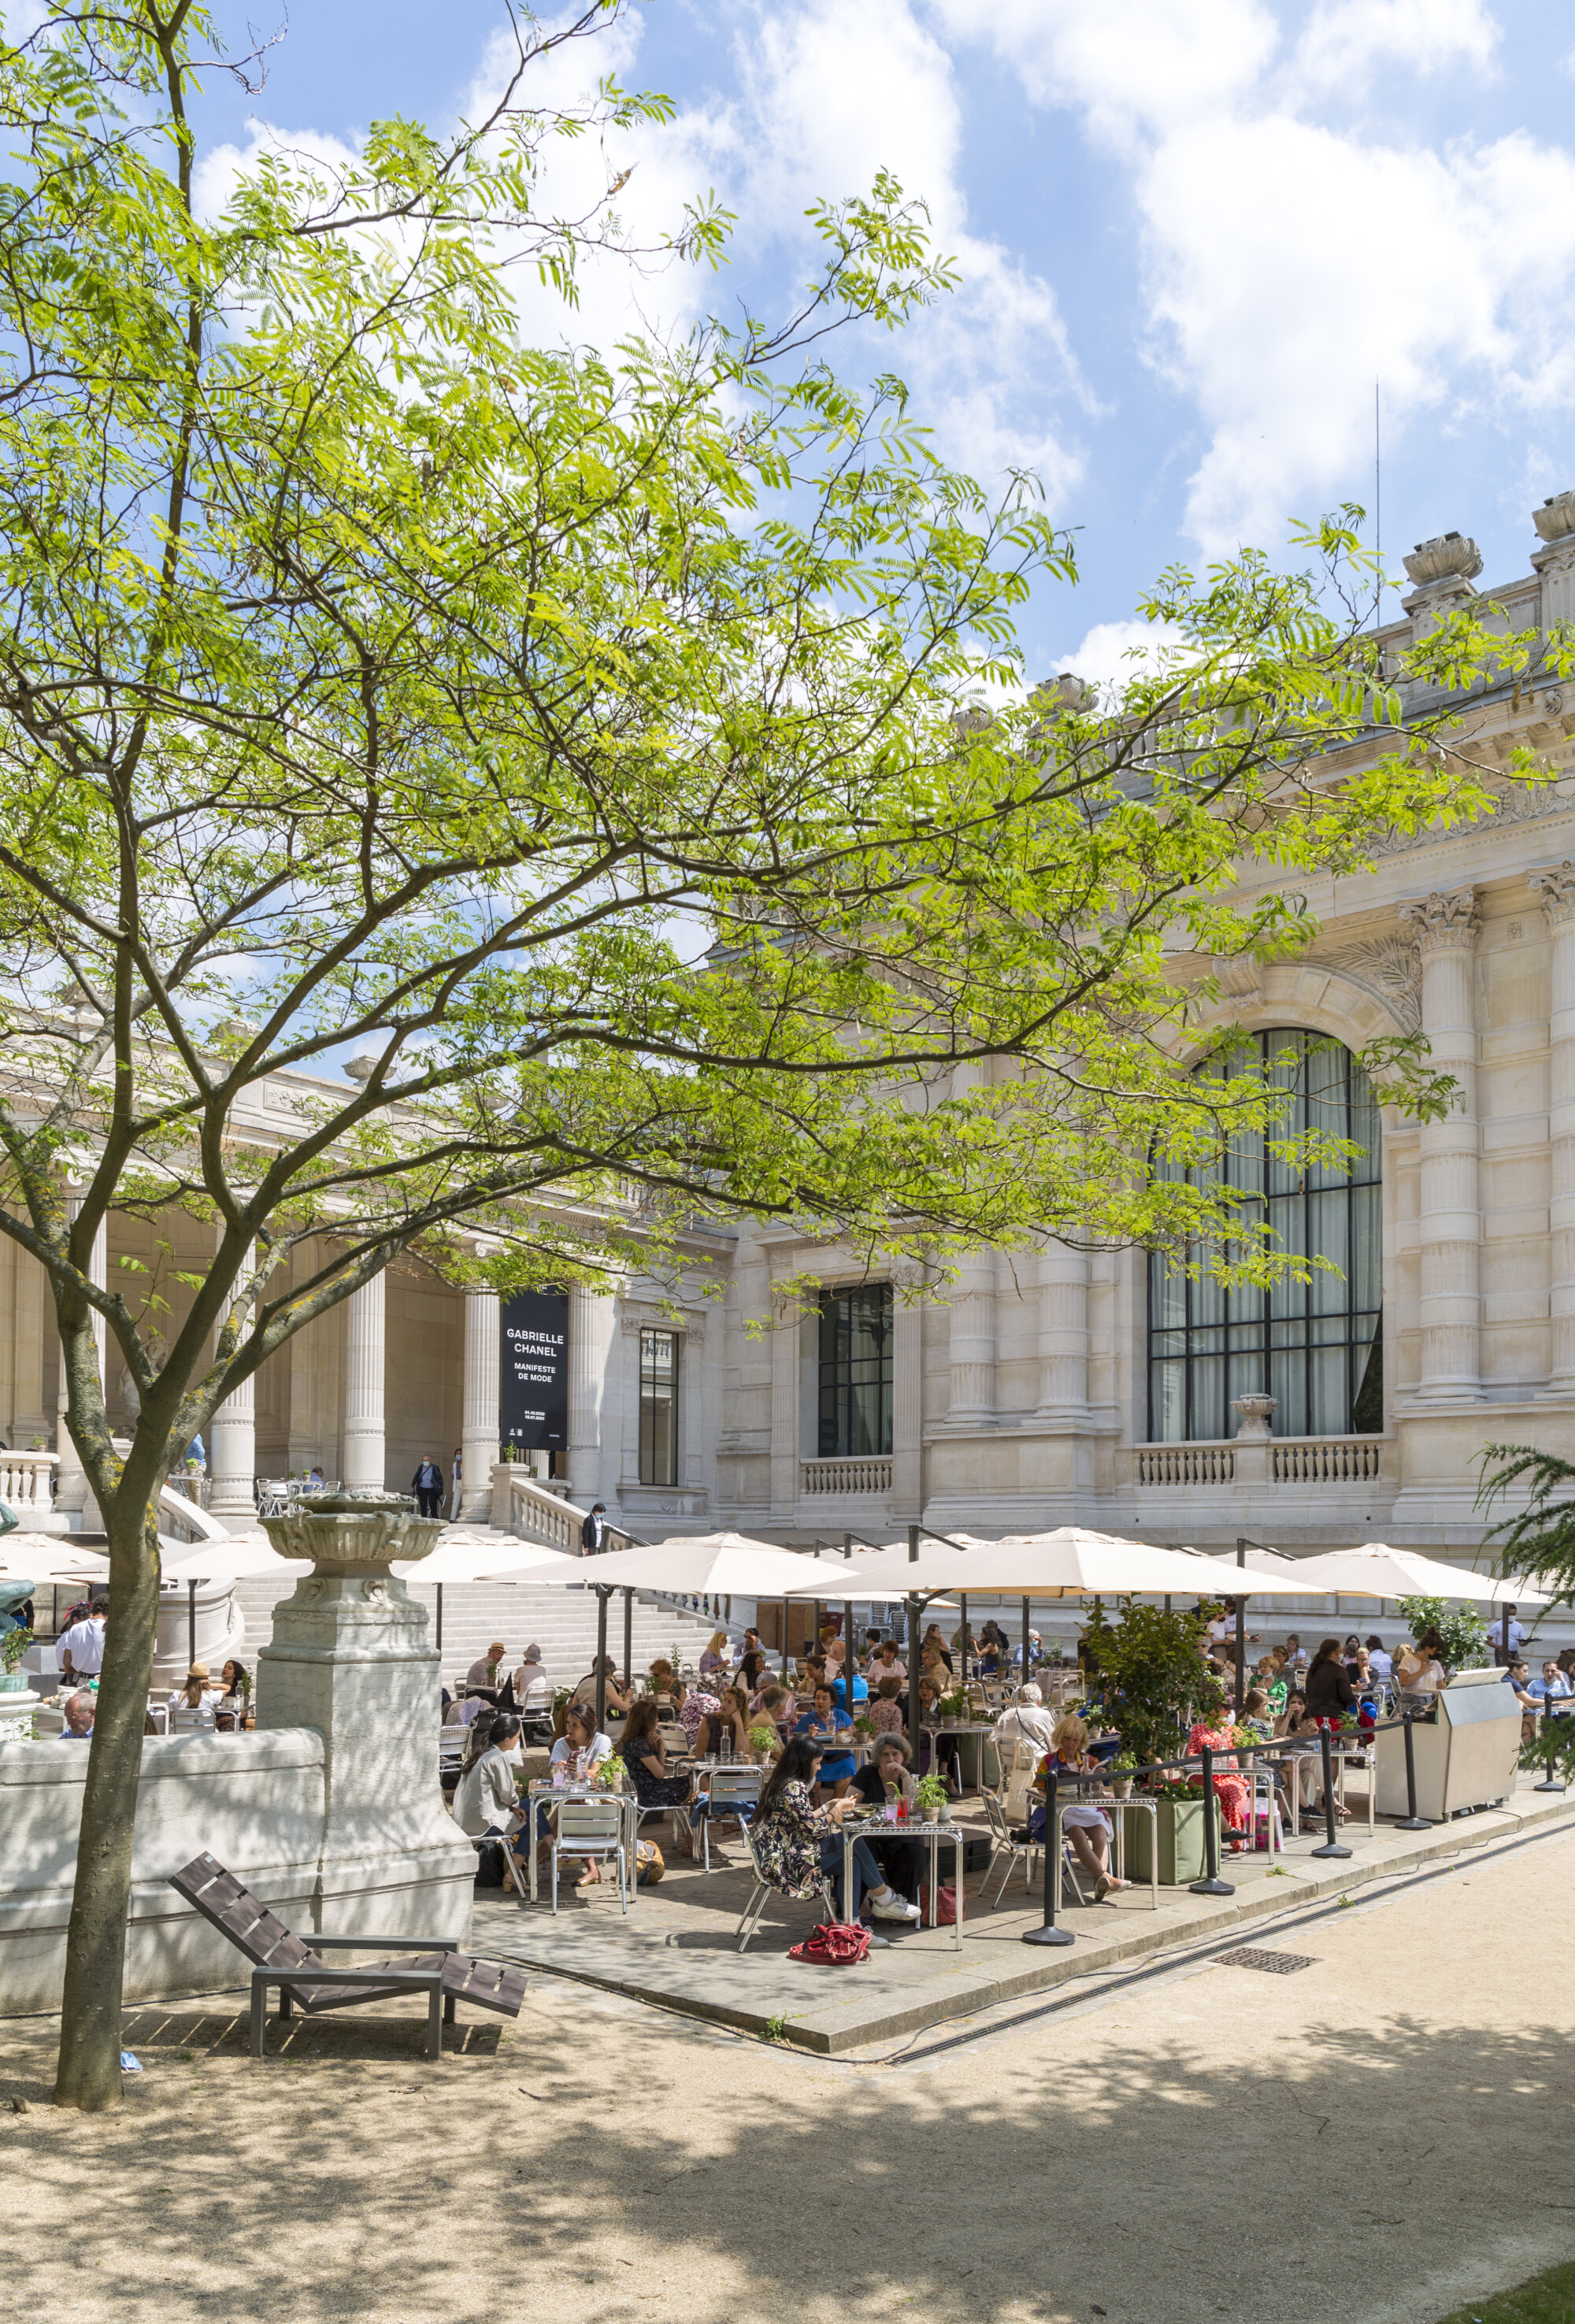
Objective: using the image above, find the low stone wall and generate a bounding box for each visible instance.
[0,1729,328,2014]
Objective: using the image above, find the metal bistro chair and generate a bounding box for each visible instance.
[981,1786,1040,1906]
[550,1795,630,1914]
[699,1765,762,1872]
[735,1820,837,1954]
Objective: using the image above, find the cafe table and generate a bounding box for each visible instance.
[841,1811,967,1952]
[523,1776,642,1905]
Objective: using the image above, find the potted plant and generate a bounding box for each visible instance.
[1,1622,32,1692]
[747,1722,779,1764]
[1084,1598,1225,1885]
[914,1771,951,1824]
[1106,1751,1139,1800]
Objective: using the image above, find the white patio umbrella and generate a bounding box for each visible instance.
[0,1536,112,1585]
[1285,1542,1549,1608]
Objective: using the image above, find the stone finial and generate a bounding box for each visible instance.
[1231,1392,1276,1440]
[1403,532,1484,588]
[1399,886,1481,950]
[1042,671,1095,713]
[1530,862,1575,924]
[1534,492,1575,545]
[345,1051,380,1084]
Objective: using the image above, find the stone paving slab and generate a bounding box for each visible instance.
[472,1776,1575,2055]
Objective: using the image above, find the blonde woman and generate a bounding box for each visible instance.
[1040,1713,1125,1900]
[699,1629,729,1675]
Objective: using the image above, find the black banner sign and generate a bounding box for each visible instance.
[498,1292,569,1451]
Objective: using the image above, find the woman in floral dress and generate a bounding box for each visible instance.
[749,1738,919,1924]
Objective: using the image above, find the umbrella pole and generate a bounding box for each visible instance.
[435,1581,443,1658]
[1022,1767,1073,1948]
[623,1587,633,1696]
[187,1577,197,1670]
[1234,1537,1247,1714]
[595,1589,609,1735]
[1021,1593,1030,1684]
[844,1596,855,1736]
[780,1595,789,1681]
[960,1593,968,1686]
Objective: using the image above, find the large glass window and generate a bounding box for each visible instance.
[1147,1029,1382,1440]
[638,1328,680,1486]
[817,1284,893,1458]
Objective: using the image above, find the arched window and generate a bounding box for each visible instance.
[1147,1029,1381,1441]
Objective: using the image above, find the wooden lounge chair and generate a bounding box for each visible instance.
[169,1852,527,2059]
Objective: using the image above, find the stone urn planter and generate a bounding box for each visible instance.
[1402,531,1483,587]
[258,1488,444,1574]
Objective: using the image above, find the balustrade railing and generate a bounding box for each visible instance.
[1134,1435,1389,1487]
[800,1456,892,1496]
[0,1449,57,1514]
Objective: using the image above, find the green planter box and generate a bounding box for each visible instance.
[1124,1796,1221,1885]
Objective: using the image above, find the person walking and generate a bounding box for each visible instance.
[581,1501,607,1551]
[447,1446,464,1521]
[411,1455,443,1518]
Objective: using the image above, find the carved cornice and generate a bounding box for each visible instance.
[1312,932,1422,1033]
[1399,886,1481,952]
[1370,777,1575,857]
[1530,862,1575,925]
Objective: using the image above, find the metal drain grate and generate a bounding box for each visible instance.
[1214,1945,1316,1975]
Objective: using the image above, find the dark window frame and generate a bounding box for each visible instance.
[637,1325,680,1487]
[1147,1029,1382,1442]
[817,1283,894,1459]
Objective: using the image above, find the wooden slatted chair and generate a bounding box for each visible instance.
[169,1852,527,2059]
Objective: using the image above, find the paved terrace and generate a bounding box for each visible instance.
[471,1770,1575,2055]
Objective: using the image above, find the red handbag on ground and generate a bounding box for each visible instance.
[788,1920,872,1965]
[920,1884,963,1928]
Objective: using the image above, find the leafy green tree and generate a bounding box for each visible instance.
[0,0,1549,2108]
[1084,1599,1225,1768]
[1394,1595,1490,1674]
[1478,1444,1575,1615]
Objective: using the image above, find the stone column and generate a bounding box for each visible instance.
[459,1285,501,1520]
[209,1243,258,1527]
[342,1271,387,1491]
[54,1188,107,1518]
[1399,886,1483,1399]
[567,1283,616,1509]
[255,1499,475,1940]
[891,1284,923,1518]
[769,1284,799,1519]
[1531,862,1575,1389]
[1036,1237,1091,1420]
[947,1254,996,1424]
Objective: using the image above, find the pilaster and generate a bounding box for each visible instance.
[1399,886,1483,1401]
[1532,862,1575,1391]
[460,1284,501,1519]
[1036,1238,1091,1421]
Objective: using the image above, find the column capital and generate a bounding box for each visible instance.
[1531,862,1575,925]
[1399,885,1480,951]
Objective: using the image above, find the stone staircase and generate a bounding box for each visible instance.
[231,1519,731,1695]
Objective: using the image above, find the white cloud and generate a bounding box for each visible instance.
[1051,616,1183,701]
[929,0,1575,554]
[1294,0,1499,92]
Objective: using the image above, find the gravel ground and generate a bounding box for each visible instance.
[3,1826,1571,2324]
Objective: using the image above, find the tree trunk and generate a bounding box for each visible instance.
[52,1495,161,2112]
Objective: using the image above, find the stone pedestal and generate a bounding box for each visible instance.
[255,1494,475,1938]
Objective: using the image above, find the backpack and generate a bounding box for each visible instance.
[473,1838,506,1889]
[788,1920,871,1966]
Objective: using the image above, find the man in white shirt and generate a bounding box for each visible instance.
[995,1683,1058,1756]
[58,1603,106,1679]
[1492,1607,1526,1663]
[1365,1635,1393,1680]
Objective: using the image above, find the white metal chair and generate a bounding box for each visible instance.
[699,1766,762,1871]
[550,1796,629,1914]
[981,1787,1040,1906]
[735,1821,836,1953]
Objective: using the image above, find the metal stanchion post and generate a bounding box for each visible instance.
[1395,1711,1430,1830]
[1189,1744,1234,1896]
[1022,1767,1074,1948]
[1536,1699,1567,1794]
[1311,1725,1352,1859]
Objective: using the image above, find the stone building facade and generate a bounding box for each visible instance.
[10,500,1575,1567]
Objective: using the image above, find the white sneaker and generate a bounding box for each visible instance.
[869,1892,921,1922]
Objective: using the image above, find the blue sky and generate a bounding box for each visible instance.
[191,0,1575,691]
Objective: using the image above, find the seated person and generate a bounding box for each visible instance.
[995,1682,1057,1755]
[168,1662,219,1732]
[453,1711,522,1838]
[847,1731,925,1902]
[537,1703,618,1884]
[694,1681,750,1762]
[646,1657,686,1714]
[465,1643,507,1701]
[510,1645,552,1715]
[57,1689,95,1739]
[749,1738,918,1926]
[755,1683,795,1740]
[618,1697,692,1810]
[570,1657,631,1718]
[1530,1659,1574,1714]
[1028,1714,1125,1898]
[915,1676,962,1794]
[869,1639,907,1685]
[796,1683,854,1795]
[868,1674,907,1733]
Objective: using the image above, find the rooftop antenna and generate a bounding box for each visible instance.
[1373,377,1382,634]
